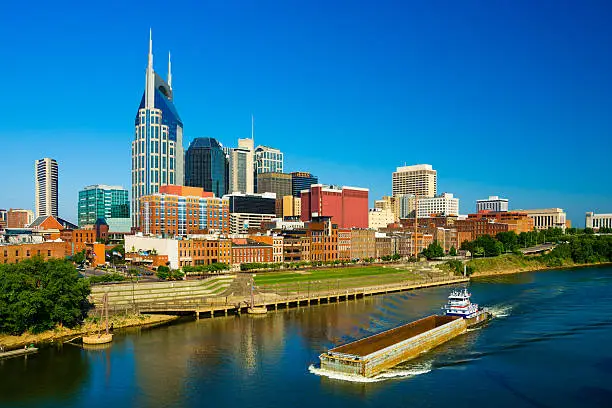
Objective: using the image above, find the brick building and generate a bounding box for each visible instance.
[231,238,273,264]
[139,185,229,236]
[7,209,34,228]
[1,241,68,264]
[249,235,284,263]
[301,185,369,229]
[455,219,509,246]
[468,211,534,234]
[308,218,338,262]
[350,229,376,260]
[338,229,352,261]
[177,237,232,268]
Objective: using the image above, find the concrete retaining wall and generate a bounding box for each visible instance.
[90,276,235,306]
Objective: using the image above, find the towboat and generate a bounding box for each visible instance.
[443,288,491,327]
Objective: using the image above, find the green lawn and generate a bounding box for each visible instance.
[253,265,446,295]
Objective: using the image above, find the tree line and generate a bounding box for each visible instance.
[0,258,91,335]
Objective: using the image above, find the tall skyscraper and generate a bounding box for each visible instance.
[185,137,228,197]
[254,145,283,174]
[131,30,184,227]
[228,138,254,194]
[392,164,437,198]
[78,185,131,232]
[35,158,58,218]
[256,172,291,197]
[290,171,318,197]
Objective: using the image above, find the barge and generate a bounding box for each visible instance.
[319,289,491,378]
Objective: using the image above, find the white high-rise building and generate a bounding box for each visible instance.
[392,164,437,198]
[35,158,58,218]
[417,193,459,218]
[228,138,255,194]
[131,30,184,228]
[254,145,283,175]
[477,196,509,212]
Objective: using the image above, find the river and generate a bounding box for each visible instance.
[1,266,611,408]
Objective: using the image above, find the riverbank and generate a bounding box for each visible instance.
[468,254,612,277]
[0,313,178,351]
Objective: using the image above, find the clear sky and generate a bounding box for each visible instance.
[1,0,611,226]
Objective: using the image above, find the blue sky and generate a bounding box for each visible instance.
[1,0,611,226]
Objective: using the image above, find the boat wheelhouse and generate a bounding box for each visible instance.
[444,288,481,319]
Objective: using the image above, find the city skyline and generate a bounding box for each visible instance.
[1,1,612,226]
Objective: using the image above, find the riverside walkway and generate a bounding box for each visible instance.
[138,276,469,318]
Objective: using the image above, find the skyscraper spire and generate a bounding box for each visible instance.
[168,51,172,89]
[145,28,155,109]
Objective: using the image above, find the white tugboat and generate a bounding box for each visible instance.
[443,288,491,327]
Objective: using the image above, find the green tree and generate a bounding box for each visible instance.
[72,250,86,265]
[0,257,91,335]
[496,232,518,252]
[449,246,457,256]
[422,240,444,259]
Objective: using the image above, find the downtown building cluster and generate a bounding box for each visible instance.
[1,31,610,268]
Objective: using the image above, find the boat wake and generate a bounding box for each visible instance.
[308,361,432,383]
[487,304,513,318]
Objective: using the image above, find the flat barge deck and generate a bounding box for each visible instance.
[320,315,467,377]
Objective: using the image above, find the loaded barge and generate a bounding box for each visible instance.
[319,289,491,378]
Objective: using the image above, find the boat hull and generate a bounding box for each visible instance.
[465,310,492,328]
[247,307,267,315]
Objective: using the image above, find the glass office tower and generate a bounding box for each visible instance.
[185,137,228,197]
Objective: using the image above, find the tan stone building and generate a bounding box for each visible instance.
[350,229,376,260]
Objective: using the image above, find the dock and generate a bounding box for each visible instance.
[320,315,467,377]
[0,347,39,360]
[137,277,469,318]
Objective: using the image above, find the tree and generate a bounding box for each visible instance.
[422,240,444,260]
[156,265,170,280]
[72,250,86,265]
[496,232,518,252]
[449,246,457,256]
[0,257,91,335]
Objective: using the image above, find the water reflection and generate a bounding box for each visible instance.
[0,344,90,405]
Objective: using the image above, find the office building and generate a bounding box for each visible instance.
[467,211,534,234]
[585,212,612,230]
[397,194,416,219]
[417,193,459,218]
[291,172,318,197]
[35,158,58,218]
[515,208,568,231]
[132,31,184,227]
[225,192,276,234]
[139,185,229,236]
[7,209,34,228]
[254,145,283,175]
[0,209,6,230]
[228,138,254,194]
[185,137,228,197]
[78,185,131,232]
[282,195,301,218]
[477,196,509,213]
[300,184,369,229]
[256,172,292,197]
[368,208,395,230]
[392,164,437,198]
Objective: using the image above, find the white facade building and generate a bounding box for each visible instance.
[476,196,509,212]
[35,158,58,218]
[368,208,395,230]
[392,164,437,198]
[125,235,180,270]
[585,212,612,230]
[131,31,184,228]
[417,193,459,218]
[228,138,254,194]
[516,208,568,231]
[254,145,283,175]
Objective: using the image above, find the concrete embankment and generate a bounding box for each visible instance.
[90,275,236,310]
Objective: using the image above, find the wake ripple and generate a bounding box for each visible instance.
[308,361,432,383]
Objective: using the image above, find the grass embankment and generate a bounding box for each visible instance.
[0,313,178,351]
[254,264,451,294]
[468,254,576,277]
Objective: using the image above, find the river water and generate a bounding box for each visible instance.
[1,266,611,408]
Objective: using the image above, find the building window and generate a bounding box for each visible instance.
[48,250,51,256]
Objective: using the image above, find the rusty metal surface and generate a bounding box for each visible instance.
[330,315,459,357]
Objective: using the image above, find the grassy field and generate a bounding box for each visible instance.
[253,264,450,294]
